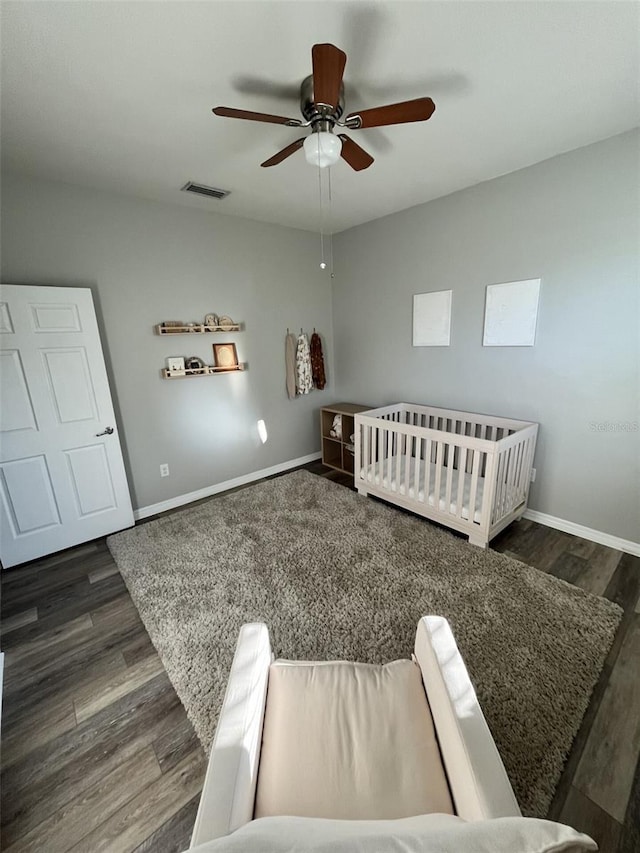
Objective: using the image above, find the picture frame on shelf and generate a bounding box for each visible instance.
[212,342,239,369]
[166,356,185,372]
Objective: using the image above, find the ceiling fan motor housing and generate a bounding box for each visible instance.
[300,74,345,126]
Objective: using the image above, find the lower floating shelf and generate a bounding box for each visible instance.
[161,365,246,379]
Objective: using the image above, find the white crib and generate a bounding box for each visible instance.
[355,403,538,548]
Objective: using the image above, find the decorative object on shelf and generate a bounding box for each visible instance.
[285,329,296,400]
[185,322,200,332]
[329,414,342,439]
[217,315,236,330]
[213,342,239,369]
[483,278,541,347]
[186,356,205,370]
[310,329,326,390]
[296,331,312,395]
[161,320,185,333]
[204,313,219,327]
[167,356,186,372]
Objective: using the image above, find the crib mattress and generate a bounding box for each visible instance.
[360,455,485,524]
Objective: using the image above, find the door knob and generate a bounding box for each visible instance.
[96,426,114,436]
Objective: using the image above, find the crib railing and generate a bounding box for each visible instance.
[355,403,538,536]
[490,429,538,524]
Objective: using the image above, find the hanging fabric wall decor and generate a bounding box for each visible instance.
[310,330,326,390]
[285,330,297,399]
[285,328,326,399]
[295,331,313,395]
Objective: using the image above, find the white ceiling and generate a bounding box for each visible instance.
[1,1,638,233]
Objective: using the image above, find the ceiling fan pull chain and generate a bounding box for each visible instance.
[317,154,327,270]
[328,166,335,278]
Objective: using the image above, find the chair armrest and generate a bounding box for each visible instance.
[414,616,521,821]
[190,622,272,847]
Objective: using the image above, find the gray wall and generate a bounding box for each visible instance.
[1,174,334,511]
[333,131,639,542]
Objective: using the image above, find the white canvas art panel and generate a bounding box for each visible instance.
[413,290,452,347]
[483,278,541,347]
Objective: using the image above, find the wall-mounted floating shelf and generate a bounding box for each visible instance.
[155,323,242,335]
[161,365,246,379]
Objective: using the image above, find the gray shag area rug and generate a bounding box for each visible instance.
[107,470,621,818]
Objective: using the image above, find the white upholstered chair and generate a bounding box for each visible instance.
[188,618,596,853]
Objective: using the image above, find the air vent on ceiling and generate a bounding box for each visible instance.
[181,181,230,200]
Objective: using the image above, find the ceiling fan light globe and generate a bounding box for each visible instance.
[303,131,342,168]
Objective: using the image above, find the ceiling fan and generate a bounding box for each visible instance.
[212,43,435,171]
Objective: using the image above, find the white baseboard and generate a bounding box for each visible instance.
[523,509,640,557]
[134,452,322,521]
[135,462,639,557]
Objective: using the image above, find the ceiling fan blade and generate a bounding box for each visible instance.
[338,135,374,171]
[346,97,435,129]
[312,43,347,109]
[260,137,305,167]
[213,106,302,127]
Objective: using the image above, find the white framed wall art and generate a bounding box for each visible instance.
[413,290,452,347]
[483,278,541,347]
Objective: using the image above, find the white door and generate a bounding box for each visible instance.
[0,284,134,568]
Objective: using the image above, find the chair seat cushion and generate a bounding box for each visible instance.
[254,659,454,820]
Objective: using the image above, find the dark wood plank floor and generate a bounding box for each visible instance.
[1,462,638,852]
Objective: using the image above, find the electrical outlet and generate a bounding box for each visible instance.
[530,467,536,483]
[160,463,170,478]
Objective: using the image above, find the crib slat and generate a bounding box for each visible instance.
[519,439,529,503]
[504,445,514,511]
[515,439,525,503]
[363,423,369,481]
[377,427,383,486]
[456,447,467,518]
[404,429,412,497]
[413,433,422,501]
[501,449,510,518]
[433,441,444,513]
[386,426,392,489]
[445,442,454,514]
[392,426,397,484]
[496,449,505,518]
[494,450,505,522]
[422,438,432,504]
[510,446,519,509]
[512,442,524,507]
[511,442,520,505]
[502,447,512,514]
[518,440,528,502]
[469,450,481,525]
